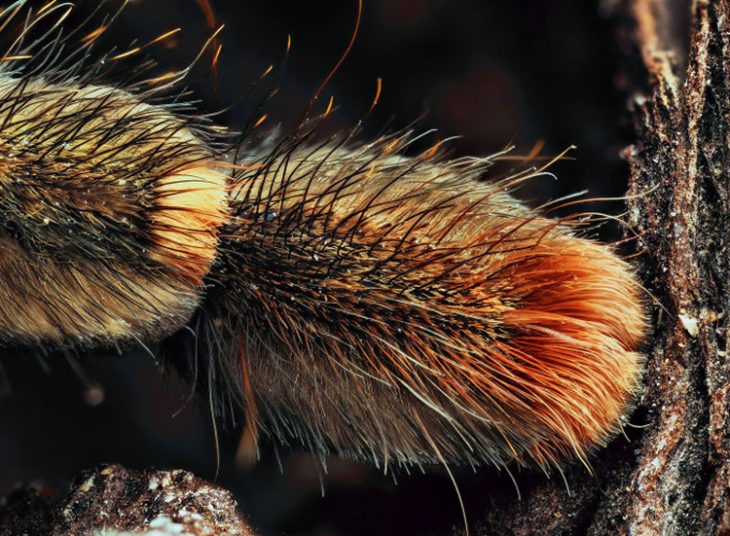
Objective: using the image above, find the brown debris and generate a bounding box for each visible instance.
[0,464,257,536]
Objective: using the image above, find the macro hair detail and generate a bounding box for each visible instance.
[0,0,646,476]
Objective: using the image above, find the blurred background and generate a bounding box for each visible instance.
[0,1,633,534]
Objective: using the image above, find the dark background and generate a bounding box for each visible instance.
[0,1,632,535]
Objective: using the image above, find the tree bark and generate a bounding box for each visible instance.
[469,1,730,534]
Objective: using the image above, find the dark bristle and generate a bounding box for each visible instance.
[167,134,647,472]
[0,1,646,479]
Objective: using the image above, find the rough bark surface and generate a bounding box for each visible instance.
[469,0,730,534]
